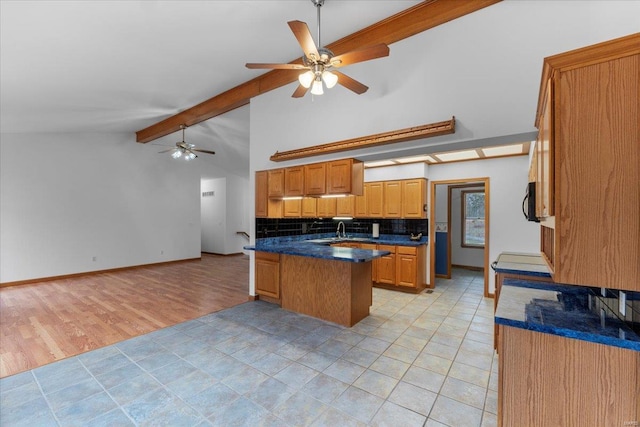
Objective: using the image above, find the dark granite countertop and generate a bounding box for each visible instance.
[495,278,640,351]
[491,252,551,278]
[244,233,427,263]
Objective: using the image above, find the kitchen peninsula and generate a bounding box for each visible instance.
[246,235,426,327]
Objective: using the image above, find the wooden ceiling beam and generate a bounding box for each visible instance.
[136,0,501,143]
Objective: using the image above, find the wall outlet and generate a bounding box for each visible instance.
[619,291,626,316]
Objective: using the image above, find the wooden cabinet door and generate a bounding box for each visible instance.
[301,197,317,218]
[383,181,402,218]
[366,182,383,218]
[268,169,285,198]
[336,196,355,217]
[360,243,378,283]
[327,159,353,194]
[285,166,304,197]
[377,245,396,285]
[402,179,426,218]
[396,246,417,288]
[355,189,367,218]
[256,170,282,218]
[304,163,326,196]
[255,171,268,217]
[283,199,301,217]
[317,197,337,218]
[255,252,280,299]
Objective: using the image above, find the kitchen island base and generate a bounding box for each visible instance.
[280,254,372,327]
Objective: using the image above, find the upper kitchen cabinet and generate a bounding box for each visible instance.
[267,169,285,198]
[366,182,384,218]
[284,166,304,197]
[301,197,317,218]
[402,179,427,219]
[383,181,402,218]
[256,171,282,218]
[535,33,639,291]
[317,197,337,218]
[327,159,364,195]
[304,163,326,196]
[336,196,355,217]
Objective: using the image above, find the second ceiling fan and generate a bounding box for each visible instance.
[246,0,390,98]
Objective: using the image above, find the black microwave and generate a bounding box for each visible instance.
[522,182,539,222]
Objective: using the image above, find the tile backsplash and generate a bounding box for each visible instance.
[255,218,428,239]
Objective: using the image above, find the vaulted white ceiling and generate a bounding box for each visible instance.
[0,0,420,136]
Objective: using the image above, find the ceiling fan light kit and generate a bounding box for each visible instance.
[159,124,215,161]
[245,0,389,98]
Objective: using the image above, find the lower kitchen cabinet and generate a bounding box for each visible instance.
[498,325,639,427]
[376,245,396,285]
[374,244,426,292]
[396,246,418,288]
[255,251,280,301]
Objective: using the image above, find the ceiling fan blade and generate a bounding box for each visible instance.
[333,71,369,95]
[158,148,176,154]
[288,20,320,61]
[193,149,216,155]
[245,63,307,70]
[291,84,310,98]
[330,44,390,67]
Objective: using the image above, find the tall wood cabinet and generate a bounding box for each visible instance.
[498,325,639,427]
[255,171,282,218]
[535,33,639,291]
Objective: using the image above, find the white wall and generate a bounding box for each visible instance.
[365,163,428,182]
[0,132,202,283]
[224,175,251,255]
[429,156,539,293]
[450,186,485,268]
[201,176,250,255]
[248,1,638,295]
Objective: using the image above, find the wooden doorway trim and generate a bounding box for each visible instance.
[429,177,491,297]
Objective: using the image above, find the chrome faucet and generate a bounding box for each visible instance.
[336,221,346,238]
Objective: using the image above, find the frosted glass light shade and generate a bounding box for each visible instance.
[322,70,338,88]
[171,150,182,159]
[311,79,324,95]
[298,70,314,88]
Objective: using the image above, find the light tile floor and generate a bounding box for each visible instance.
[0,268,497,426]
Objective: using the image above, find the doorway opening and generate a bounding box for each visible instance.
[429,178,490,297]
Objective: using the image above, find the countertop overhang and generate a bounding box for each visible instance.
[244,234,427,263]
[491,251,551,277]
[495,278,640,351]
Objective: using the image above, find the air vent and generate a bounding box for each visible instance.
[202,191,215,197]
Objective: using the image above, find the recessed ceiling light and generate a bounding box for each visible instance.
[481,144,525,157]
[395,155,437,164]
[434,150,480,162]
[364,160,397,168]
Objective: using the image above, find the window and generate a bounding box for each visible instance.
[462,190,485,248]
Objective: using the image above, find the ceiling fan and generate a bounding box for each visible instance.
[245,0,389,97]
[158,125,215,161]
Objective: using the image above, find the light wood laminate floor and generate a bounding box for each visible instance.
[0,254,249,378]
